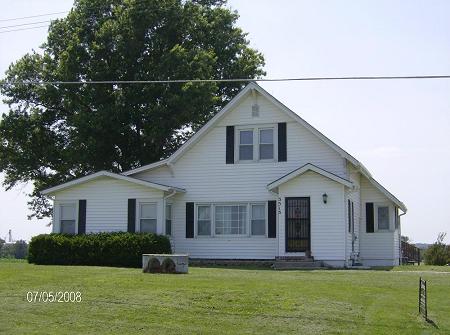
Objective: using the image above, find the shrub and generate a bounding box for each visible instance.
[161,257,176,273]
[147,257,161,273]
[28,232,171,268]
[423,232,450,266]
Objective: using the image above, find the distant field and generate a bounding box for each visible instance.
[0,260,449,334]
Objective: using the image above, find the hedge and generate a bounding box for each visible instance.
[28,232,171,268]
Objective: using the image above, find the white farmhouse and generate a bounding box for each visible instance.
[42,83,406,267]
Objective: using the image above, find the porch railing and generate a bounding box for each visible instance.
[401,241,421,265]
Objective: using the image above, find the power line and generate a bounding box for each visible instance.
[0,11,68,22]
[0,25,49,34]
[4,75,450,86]
[0,20,52,29]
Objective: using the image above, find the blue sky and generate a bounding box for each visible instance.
[1,0,449,243]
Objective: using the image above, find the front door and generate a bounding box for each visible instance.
[285,197,311,252]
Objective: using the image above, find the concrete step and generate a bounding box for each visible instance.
[273,260,324,270]
[275,256,314,262]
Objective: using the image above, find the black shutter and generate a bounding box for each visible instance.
[226,126,235,164]
[78,200,86,234]
[186,202,194,238]
[366,202,374,233]
[127,199,136,233]
[268,200,277,238]
[278,122,287,162]
[348,200,351,232]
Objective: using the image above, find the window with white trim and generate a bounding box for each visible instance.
[165,204,172,236]
[215,205,247,235]
[377,206,390,230]
[239,130,254,160]
[236,125,276,162]
[197,205,211,236]
[60,203,76,234]
[196,203,267,237]
[259,128,274,160]
[139,203,157,233]
[251,204,266,235]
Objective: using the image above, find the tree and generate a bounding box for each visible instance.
[423,232,449,266]
[401,235,410,243]
[0,238,4,250]
[0,0,265,220]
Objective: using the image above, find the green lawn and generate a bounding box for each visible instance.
[0,260,449,334]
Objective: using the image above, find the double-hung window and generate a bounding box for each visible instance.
[376,205,390,231]
[165,204,172,236]
[215,204,247,235]
[139,203,157,233]
[60,204,76,234]
[239,130,254,160]
[197,205,212,236]
[259,129,274,160]
[251,204,265,235]
[238,126,275,162]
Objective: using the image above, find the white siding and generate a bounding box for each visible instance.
[130,92,347,259]
[360,176,399,266]
[53,177,164,234]
[278,171,346,262]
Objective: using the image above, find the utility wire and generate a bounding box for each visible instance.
[0,11,68,22]
[0,20,52,29]
[3,76,450,86]
[0,25,49,34]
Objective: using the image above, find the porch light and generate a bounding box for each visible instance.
[322,193,328,204]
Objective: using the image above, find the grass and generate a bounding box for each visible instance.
[0,260,449,334]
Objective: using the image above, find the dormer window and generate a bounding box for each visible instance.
[239,130,254,160]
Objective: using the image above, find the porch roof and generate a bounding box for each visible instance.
[41,171,186,195]
[267,163,354,191]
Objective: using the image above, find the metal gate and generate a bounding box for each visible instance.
[285,197,310,252]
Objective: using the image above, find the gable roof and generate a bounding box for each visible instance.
[123,82,365,176]
[41,171,185,195]
[361,172,407,212]
[267,163,354,191]
[121,82,406,212]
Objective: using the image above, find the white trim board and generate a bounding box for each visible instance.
[267,163,354,191]
[41,171,186,195]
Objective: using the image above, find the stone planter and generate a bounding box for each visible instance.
[142,254,189,273]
